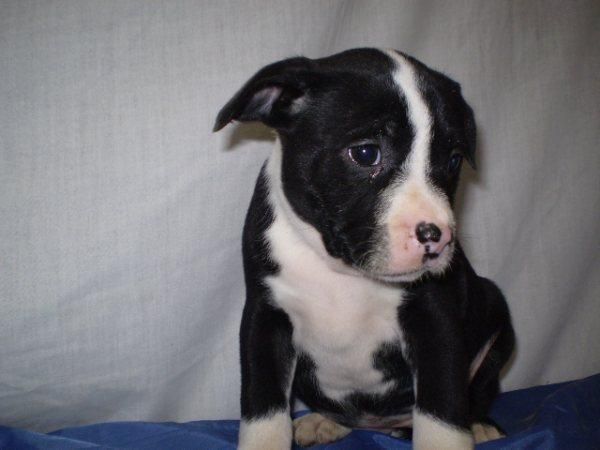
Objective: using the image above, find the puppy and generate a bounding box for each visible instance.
[214,48,514,450]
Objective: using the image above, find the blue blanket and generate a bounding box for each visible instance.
[2,374,599,449]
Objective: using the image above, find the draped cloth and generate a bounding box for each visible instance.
[1,0,598,432]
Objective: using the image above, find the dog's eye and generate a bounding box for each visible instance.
[348,144,381,167]
[448,153,463,173]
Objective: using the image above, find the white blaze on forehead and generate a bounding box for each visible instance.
[383,49,432,181]
[369,49,455,279]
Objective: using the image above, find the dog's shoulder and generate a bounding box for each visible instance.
[242,164,279,285]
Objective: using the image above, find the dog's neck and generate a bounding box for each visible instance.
[264,140,366,279]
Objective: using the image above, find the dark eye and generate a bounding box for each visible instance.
[348,144,381,166]
[448,153,463,173]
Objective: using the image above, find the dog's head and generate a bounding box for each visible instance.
[214,48,476,283]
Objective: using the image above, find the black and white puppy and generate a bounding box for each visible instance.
[214,48,514,450]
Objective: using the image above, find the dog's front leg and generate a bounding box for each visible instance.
[403,302,474,450]
[238,294,296,450]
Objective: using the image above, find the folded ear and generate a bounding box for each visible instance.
[462,101,477,169]
[213,57,314,132]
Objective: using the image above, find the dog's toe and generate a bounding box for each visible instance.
[471,422,504,443]
[293,413,351,447]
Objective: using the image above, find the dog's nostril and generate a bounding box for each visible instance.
[416,222,442,244]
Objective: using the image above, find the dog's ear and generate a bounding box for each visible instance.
[213,57,314,132]
[462,101,477,169]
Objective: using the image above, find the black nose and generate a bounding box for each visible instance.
[416,222,442,243]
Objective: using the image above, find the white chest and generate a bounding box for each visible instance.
[265,200,406,401]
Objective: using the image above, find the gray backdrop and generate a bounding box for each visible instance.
[1,0,599,432]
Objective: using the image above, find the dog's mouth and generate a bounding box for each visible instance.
[368,268,428,283]
[359,240,455,284]
[423,250,440,261]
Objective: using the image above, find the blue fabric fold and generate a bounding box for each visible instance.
[1,374,599,449]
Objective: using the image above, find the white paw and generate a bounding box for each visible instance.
[412,410,474,450]
[471,422,504,443]
[238,412,292,450]
[293,413,351,447]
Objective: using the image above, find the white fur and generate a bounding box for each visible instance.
[384,50,433,181]
[413,409,474,450]
[264,143,406,401]
[238,410,292,450]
